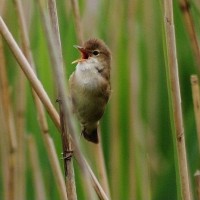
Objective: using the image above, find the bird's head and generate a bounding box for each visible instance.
[72,38,111,66]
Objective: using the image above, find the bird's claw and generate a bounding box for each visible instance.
[61,150,73,160]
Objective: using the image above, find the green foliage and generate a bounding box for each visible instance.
[0,0,200,199]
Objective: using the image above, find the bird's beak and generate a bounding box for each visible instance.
[72,45,89,64]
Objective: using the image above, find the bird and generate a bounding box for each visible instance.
[69,38,111,143]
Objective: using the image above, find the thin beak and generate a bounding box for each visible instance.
[72,45,89,64]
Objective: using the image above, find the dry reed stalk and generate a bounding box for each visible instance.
[84,158,109,199]
[70,0,83,45]
[47,0,77,199]
[190,75,200,153]
[81,0,100,38]
[179,0,200,71]
[12,1,68,199]
[13,1,29,199]
[107,0,121,198]
[15,65,26,200]
[0,103,7,199]
[0,40,17,151]
[0,0,6,14]
[164,1,192,200]
[127,0,137,198]
[92,128,110,198]
[143,0,161,198]
[0,36,18,200]
[0,17,109,200]
[109,37,121,199]
[27,135,47,200]
[0,109,7,199]
[0,37,9,200]
[194,170,200,199]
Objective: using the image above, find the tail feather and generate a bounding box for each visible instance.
[82,128,99,143]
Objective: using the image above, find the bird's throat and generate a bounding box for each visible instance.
[75,62,101,90]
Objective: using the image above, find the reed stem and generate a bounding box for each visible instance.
[47,0,77,198]
[70,0,83,45]
[194,170,200,199]
[27,135,47,200]
[93,128,111,198]
[0,36,10,200]
[0,36,18,200]
[13,0,29,199]
[191,75,200,154]
[164,1,191,199]
[127,0,138,198]
[108,0,121,198]
[179,0,200,72]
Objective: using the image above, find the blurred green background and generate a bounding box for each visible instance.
[0,0,200,199]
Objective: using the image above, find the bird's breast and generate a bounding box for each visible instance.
[75,62,101,90]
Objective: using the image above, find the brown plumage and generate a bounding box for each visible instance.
[69,38,111,143]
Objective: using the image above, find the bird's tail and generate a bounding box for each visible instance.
[81,127,99,143]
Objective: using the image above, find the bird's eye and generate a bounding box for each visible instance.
[92,50,100,56]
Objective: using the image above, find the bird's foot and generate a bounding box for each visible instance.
[61,150,73,160]
[56,97,62,103]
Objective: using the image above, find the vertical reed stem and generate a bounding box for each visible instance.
[194,170,200,199]
[27,135,47,200]
[108,0,121,198]
[190,75,200,154]
[0,36,18,200]
[127,0,137,198]
[13,0,28,199]
[47,0,77,199]
[0,37,10,200]
[164,1,191,199]
[179,0,200,71]
[70,0,83,45]
[93,128,110,198]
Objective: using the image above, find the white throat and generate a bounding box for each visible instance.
[75,58,100,88]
